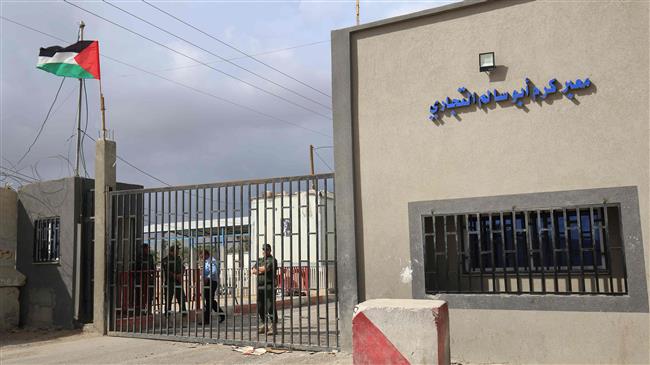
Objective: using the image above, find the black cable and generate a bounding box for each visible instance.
[102,55,332,138]
[77,130,233,210]
[0,165,39,182]
[0,173,34,185]
[78,129,171,186]
[0,16,332,139]
[65,1,332,120]
[0,16,68,43]
[110,0,331,110]
[313,149,334,172]
[15,77,67,168]
[3,16,329,194]
[128,40,329,76]
[142,0,332,98]
[80,79,90,177]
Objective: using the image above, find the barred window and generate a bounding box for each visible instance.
[34,217,61,263]
[423,205,627,295]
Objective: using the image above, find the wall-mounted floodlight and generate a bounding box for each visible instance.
[479,52,496,72]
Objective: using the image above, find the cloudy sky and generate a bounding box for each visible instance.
[1,0,455,188]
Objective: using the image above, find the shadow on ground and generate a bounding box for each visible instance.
[0,328,97,347]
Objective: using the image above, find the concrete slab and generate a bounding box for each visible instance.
[353,299,450,365]
[0,330,352,365]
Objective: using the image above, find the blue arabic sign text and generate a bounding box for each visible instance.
[429,77,592,121]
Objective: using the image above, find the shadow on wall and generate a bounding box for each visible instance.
[488,65,508,82]
[16,198,74,329]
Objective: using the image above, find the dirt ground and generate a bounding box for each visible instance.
[0,329,352,365]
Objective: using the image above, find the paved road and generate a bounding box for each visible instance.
[1,329,351,365]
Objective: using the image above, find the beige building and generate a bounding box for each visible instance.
[250,190,335,268]
[332,0,649,363]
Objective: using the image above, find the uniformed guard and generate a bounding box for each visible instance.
[161,245,187,316]
[141,244,155,314]
[251,243,278,335]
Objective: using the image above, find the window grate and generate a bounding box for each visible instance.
[423,204,627,295]
[34,216,61,263]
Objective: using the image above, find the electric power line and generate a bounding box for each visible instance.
[1,16,332,191]
[102,55,332,138]
[0,16,332,139]
[79,128,233,209]
[0,15,170,187]
[313,149,333,172]
[80,79,90,177]
[64,1,332,120]
[0,166,39,183]
[15,77,67,168]
[142,0,331,98]
[111,0,331,109]
[0,172,34,185]
[139,39,329,76]
[77,129,171,186]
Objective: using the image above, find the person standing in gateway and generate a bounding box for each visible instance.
[202,249,225,324]
[251,243,278,335]
[162,245,187,315]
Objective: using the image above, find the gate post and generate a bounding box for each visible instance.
[94,138,116,334]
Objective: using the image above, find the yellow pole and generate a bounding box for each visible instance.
[99,79,107,138]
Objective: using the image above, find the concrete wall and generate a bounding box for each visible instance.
[1,187,18,263]
[332,0,650,362]
[17,178,80,328]
[16,177,141,329]
[0,187,26,330]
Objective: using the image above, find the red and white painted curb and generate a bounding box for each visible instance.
[352,299,450,365]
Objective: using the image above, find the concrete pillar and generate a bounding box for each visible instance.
[94,138,116,334]
[0,186,26,330]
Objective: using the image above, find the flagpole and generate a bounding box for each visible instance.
[74,21,85,177]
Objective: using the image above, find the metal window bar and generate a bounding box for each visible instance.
[33,217,61,263]
[550,208,559,293]
[562,208,572,292]
[600,204,614,293]
[500,212,509,293]
[487,214,496,292]
[424,204,627,295]
[576,208,585,293]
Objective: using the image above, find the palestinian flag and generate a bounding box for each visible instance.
[37,41,101,79]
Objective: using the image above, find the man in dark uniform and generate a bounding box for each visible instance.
[251,243,278,335]
[161,245,186,315]
[141,244,156,314]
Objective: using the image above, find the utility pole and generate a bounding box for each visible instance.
[309,144,315,176]
[309,144,315,190]
[356,0,360,25]
[74,21,85,177]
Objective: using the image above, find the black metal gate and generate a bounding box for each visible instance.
[106,173,338,351]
